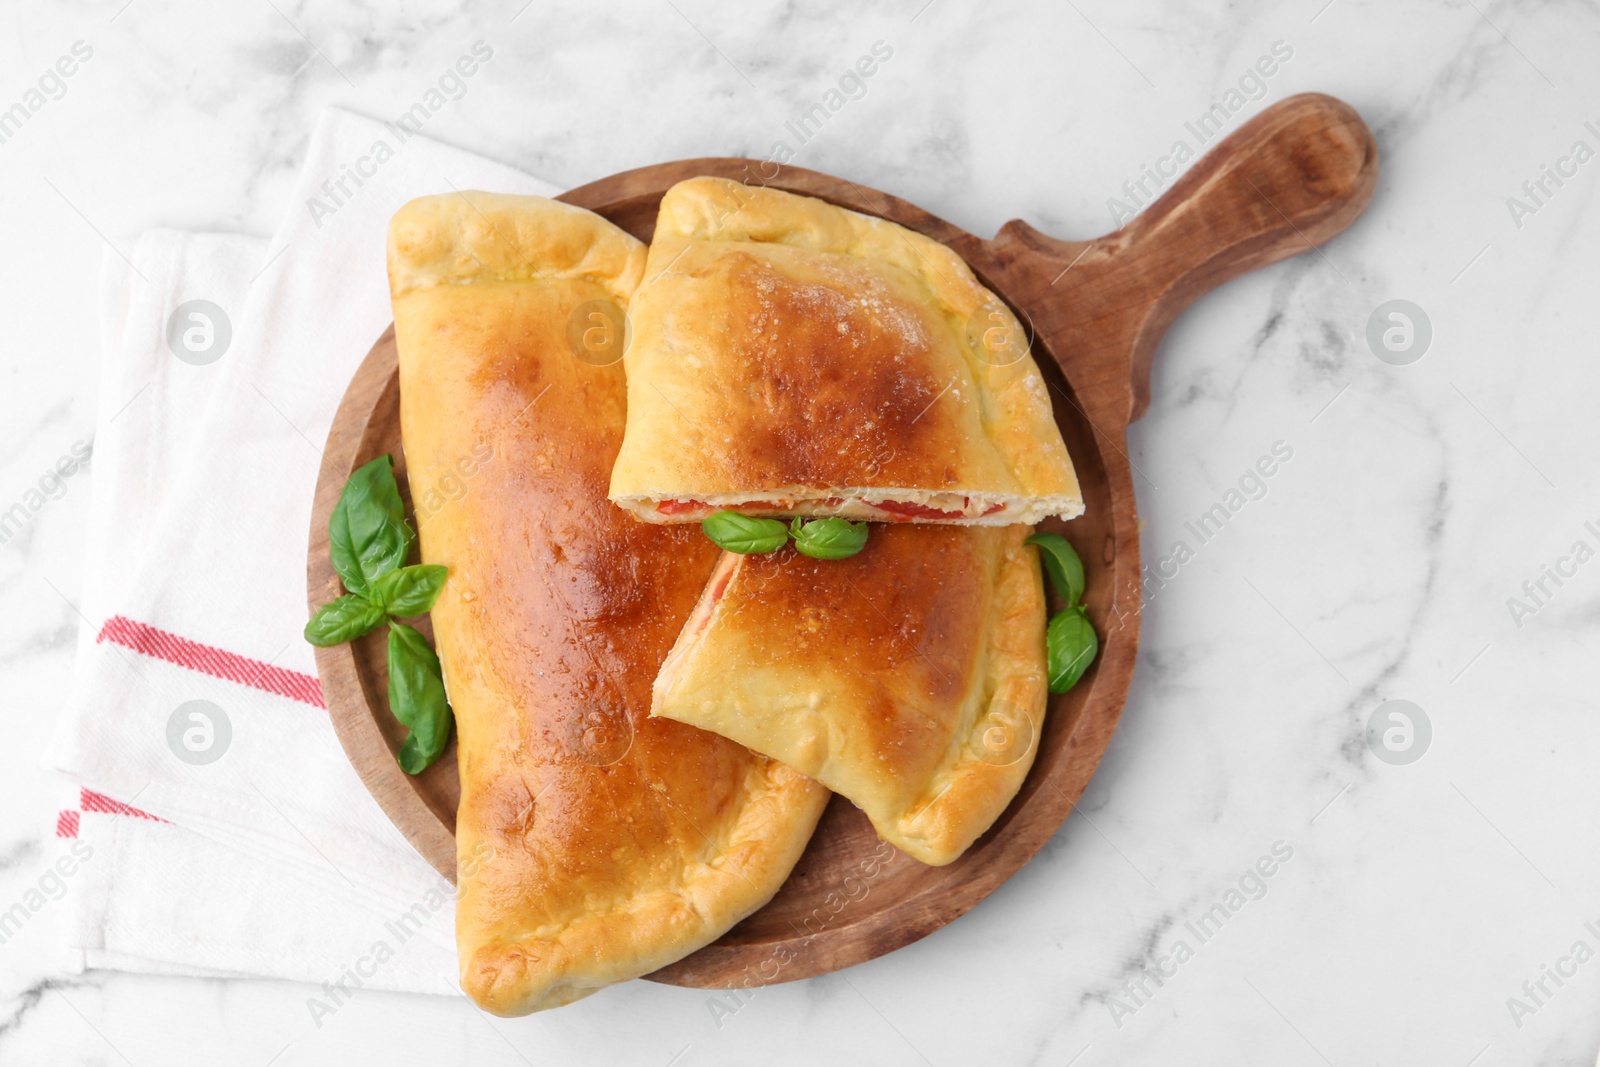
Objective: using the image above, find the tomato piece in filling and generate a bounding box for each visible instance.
[660,499,797,516]
[872,500,967,521]
[665,497,1003,520]
[871,498,1007,520]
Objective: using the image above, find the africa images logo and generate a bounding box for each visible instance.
[304,41,494,229]
[1103,841,1295,1029]
[1505,518,1600,629]
[1106,40,1294,227]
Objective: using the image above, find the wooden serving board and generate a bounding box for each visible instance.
[307,93,1376,988]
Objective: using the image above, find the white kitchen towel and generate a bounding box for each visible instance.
[54,224,457,995]
[46,105,559,992]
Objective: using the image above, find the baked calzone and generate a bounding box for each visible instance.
[652,523,1048,866]
[608,177,1083,526]
[389,192,829,1015]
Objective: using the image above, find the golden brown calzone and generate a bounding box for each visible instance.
[389,192,828,1015]
[652,523,1048,866]
[608,177,1083,525]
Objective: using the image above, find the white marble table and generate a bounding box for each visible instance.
[3,0,1599,1063]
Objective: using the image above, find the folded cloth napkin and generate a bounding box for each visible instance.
[44,106,557,994]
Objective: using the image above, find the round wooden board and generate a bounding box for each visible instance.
[307,94,1376,989]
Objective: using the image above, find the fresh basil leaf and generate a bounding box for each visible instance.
[370,564,449,617]
[303,594,386,647]
[791,517,869,560]
[397,732,441,775]
[387,621,452,774]
[701,510,790,554]
[329,455,413,598]
[1026,531,1086,606]
[1045,606,1098,694]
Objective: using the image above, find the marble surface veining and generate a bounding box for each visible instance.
[3,0,1600,1063]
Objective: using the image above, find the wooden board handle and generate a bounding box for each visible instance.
[996,93,1377,421]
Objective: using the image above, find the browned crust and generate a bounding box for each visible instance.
[390,192,829,1015]
[652,523,1047,866]
[609,178,1083,524]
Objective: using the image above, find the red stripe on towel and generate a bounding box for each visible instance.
[56,789,167,838]
[80,788,165,823]
[96,615,325,709]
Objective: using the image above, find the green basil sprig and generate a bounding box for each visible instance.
[307,455,453,774]
[303,594,387,646]
[700,510,869,560]
[328,454,413,599]
[1045,607,1098,692]
[1029,529,1085,606]
[370,564,449,617]
[790,516,868,560]
[701,511,789,554]
[387,621,452,774]
[1025,531,1099,694]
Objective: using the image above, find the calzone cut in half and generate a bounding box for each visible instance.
[652,523,1049,866]
[389,193,829,1015]
[609,177,1083,526]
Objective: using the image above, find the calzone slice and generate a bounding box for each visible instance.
[608,177,1083,526]
[389,193,829,1016]
[652,523,1048,866]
